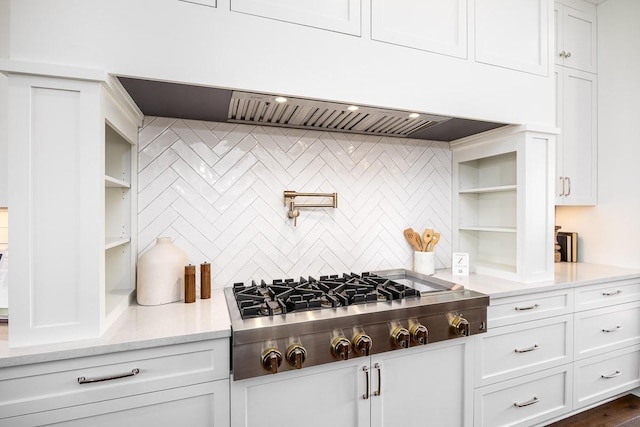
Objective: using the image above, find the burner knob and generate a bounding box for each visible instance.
[353,333,373,356]
[331,336,352,360]
[261,348,283,374]
[286,344,307,369]
[449,314,470,337]
[390,326,410,349]
[409,323,429,345]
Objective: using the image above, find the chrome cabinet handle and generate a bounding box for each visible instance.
[373,363,382,397]
[514,396,539,407]
[515,304,539,311]
[565,52,572,58]
[515,344,539,354]
[559,176,565,196]
[602,326,623,333]
[78,368,140,384]
[601,370,621,379]
[559,51,566,58]
[362,366,370,400]
[602,290,622,296]
[565,177,571,196]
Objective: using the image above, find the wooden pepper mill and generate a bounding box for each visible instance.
[201,262,211,299]
[185,264,196,303]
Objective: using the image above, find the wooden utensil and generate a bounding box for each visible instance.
[403,228,423,252]
[429,232,441,252]
[422,229,434,252]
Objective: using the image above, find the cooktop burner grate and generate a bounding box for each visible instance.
[232,272,429,319]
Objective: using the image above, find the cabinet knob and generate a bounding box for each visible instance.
[565,51,572,58]
[559,50,566,58]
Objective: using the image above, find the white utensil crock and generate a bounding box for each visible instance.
[413,251,435,275]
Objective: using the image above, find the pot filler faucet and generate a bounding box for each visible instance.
[283,191,338,226]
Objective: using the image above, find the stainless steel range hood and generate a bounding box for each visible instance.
[117,77,507,142]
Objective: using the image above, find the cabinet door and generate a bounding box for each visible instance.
[557,67,597,205]
[371,0,468,58]
[371,339,474,427]
[475,0,550,76]
[555,3,597,73]
[231,358,369,427]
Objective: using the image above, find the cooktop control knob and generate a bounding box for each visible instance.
[409,319,429,345]
[286,344,307,369]
[448,313,470,337]
[352,332,373,356]
[261,347,283,374]
[390,325,410,349]
[331,336,352,360]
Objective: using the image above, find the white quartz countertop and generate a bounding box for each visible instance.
[0,289,231,368]
[434,262,640,298]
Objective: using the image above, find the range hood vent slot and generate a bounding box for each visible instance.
[228,91,450,137]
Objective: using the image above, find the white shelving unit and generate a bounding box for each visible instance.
[452,126,556,283]
[104,122,136,327]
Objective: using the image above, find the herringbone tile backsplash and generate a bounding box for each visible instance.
[138,117,452,289]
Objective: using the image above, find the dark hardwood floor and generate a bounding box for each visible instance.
[547,394,640,427]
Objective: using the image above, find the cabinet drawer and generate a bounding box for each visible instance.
[575,279,640,311]
[475,315,573,386]
[574,344,640,410]
[574,301,640,360]
[474,364,573,427]
[488,289,574,327]
[0,339,229,419]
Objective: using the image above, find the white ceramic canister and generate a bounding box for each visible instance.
[137,237,189,305]
[413,251,435,275]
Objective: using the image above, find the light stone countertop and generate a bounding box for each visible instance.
[434,262,640,299]
[0,289,231,368]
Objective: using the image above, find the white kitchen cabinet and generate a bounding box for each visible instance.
[474,364,573,427]
[475,0,551,76]
[371,0,467,58]
[452,126,556,283]
[555,65,597,205]
[4,67,142,347]
[0,339,231,427]
[230,0,361,36]
[554,1,597,73]
[487,288,574,328]
[231,338,474,427]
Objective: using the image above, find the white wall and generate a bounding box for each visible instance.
[5,0,554,127]
[0,0,9,207]
[555,0,640,268]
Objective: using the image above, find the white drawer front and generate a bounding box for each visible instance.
[574,344,640,410]
[474,364,573,427]
[488,289,574,327]
[475,315,573,386]
[0,339,229,419]
[574,301,640,360]
[575,279,640,311]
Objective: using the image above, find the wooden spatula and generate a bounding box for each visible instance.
[422,229,434,252]
[429,232,441,252]
[403,228,423,252]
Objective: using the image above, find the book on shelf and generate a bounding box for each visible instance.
[557,231,578,262]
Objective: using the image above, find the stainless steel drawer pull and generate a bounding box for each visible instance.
[362,366,370,400]
[78,368,140,384]
[602,326,623,333]
[515,344,539,353]
[515,304,539,311]
[514,397,539,408]
[601,370,621,379]
[602,290,622,296]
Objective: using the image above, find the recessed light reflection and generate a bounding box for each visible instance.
[274,96,287,103]
[408,113,420,119]
[347,105,359,111]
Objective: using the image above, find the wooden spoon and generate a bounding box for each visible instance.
[403,228,423,252]
[422,229,434,252]
[429,232,441,252]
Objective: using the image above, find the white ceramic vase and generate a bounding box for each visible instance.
[137,237,189,305]
[413,251,435,275]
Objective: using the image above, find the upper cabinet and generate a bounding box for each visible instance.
[554,1,597,73]
[475,0,551,76]
[371,0,468,59]
[230,0,362,36]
